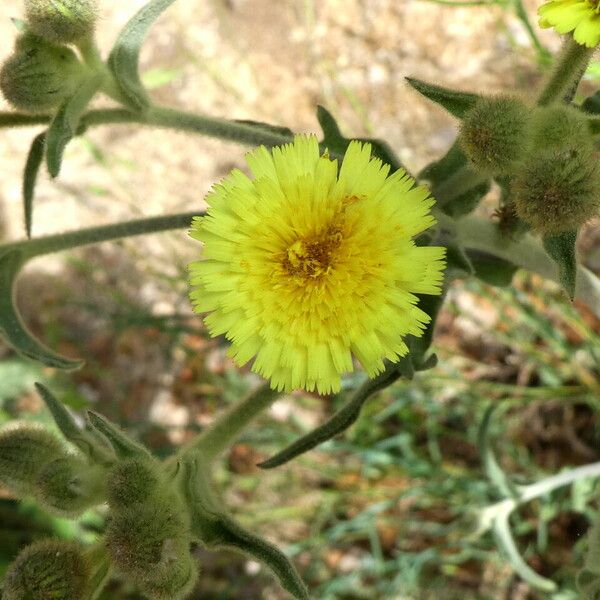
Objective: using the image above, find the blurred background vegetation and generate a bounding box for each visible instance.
[1,0,600,598]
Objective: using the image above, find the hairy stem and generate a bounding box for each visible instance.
[453,215,600,318]
[537,35,594,105]
[1,211,200,260]
[186,383,281,461]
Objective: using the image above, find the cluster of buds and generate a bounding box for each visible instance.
[0,384,202,600]
[0,0,97,114]
[459,95,600,235]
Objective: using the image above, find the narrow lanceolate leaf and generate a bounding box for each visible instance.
[418,141,490,216]
[405,77,479,119]
[0,249,83,369]
[23,132,46,238]
[493,511,557,592]
[543,231,578,300]
[108,0,178,111]
[478,405,518,499]
[468,250,518,288]
[35,383,113,464]
[316,105,404,170]
[445,242,474,279]
[46,75,102,178]
[259,359,410,469]
[87,411,151,459]
[582,90,600,114]
[234,119,294,138]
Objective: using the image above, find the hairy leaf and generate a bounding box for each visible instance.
[406,77,479,118]
[87,411,151,459]
[46,75,102,178]
[0,249,82,369]
[468,250,518,287]
[36,383,113,464]
[23,132,46,238]
[234,119,294,138]
[316,105,404,170]
[543,231,578,300]
[0,112,50,128]
[108,0,178,110]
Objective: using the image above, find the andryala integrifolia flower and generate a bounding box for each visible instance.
[25,0,98,45]
[0,423,65,495]
[539,0,600,48]
[2,540,89,600]
[0,34,84,114]
[459,95,531,176]
[36,455,106,517]
[514,145,600,234]
[107,457,162,509]
[106,495,197,599]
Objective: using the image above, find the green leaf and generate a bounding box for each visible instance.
[87,411,151,459]
[35,383,113,464]
[478,405,518,499]
[0,249,82,369]
[493,510,557,592]
[23,132,46,238]
[181,458,309,600]
[234,119,294,138]
[445,242,474,278]
[0,112,50,128]
[316,105,404,170]
[582,91,600,114]
[419,142,489,216]
[45,76,102,178]
[543,231,578,300]
[405,77,479,118]
[259,358,411,469]
[468,250,518,287]
[108,0,178,111]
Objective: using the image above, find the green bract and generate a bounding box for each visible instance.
[514,145,600,234]
[459,95,531,175]
[0,423,65,494]
[0,34,84,114]
[25,0,97,44]
[107,458,162,509]
[2,540,89,600]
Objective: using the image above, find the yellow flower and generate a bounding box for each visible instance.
[189,135,446,394]
[538,0,600,47]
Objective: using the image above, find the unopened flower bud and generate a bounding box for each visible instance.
[514,145,600,234]
[107,458,161,510]
[25,0,97,45]
[0,34,84,114]
[0,423,65,495]
[2,540,89,600]
[459,95,531,175]
[530,104,593,153]
[36,455,106,517]
[106,496,197,599]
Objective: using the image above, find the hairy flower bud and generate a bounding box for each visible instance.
[106,495,197,599]
[514,146,600,234]
[2,540,89,600]
[25,0,97,44]
[36,455,106,517]
[530,104,593,153]
[0,423,65,495]
[107,458,161,510]
[0,34,84,114]
[459,95,531,175]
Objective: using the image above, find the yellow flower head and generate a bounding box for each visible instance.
[538,0,600,47]
[189,135,446,394]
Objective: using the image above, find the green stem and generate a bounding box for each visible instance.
[537,35,594,105]
[454,215,600,319]
[1,211,200,260]
[143,105,293,147]
[186,383,281,461]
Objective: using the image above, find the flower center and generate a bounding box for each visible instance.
[281,227,343,280]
